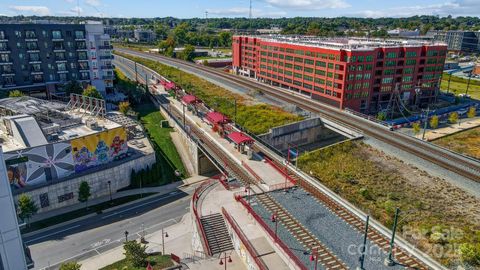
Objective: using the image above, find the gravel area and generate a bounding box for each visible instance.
[364,136,480,198]
[269,188,404,270]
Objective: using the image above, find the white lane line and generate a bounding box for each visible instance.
[24,225,82,244]
[101,193,181,220]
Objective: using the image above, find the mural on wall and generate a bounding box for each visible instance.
[4,142,75,189]
[70,127,128,172]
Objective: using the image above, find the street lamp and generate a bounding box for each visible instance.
[124,230,129,242]
[357,215,370,270]
[107,180,113,205]
[271,212,278,241]
[309,248,318,270]
[140,223,148,244]
[219,252,232,270]
[244,185,251,204]
[161,228,169,255]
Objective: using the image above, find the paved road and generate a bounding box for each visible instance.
[26,186,194,270]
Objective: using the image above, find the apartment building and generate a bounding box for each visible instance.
[0,21,113,96]
[428,30,480,53]
[233,36,447,113]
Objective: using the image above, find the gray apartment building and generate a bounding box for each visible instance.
[428,30,480,53]
[0,21,113,96]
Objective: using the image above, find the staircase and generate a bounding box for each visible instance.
[200,213,234,255]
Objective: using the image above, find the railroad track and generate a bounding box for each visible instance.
[116,58,436,269]
[258,148,428,270]
[114,48,480,182]
[256,193,348,270]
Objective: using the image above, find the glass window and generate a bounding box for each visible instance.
[52,30,62,39]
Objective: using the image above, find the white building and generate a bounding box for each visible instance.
[85,22,114,95]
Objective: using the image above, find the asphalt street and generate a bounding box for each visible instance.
[26,185,194,270]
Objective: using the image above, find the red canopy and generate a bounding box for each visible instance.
[182,95,197,104]
[206,111,229,125]
[228,131,254,145]
[165,82,176,90]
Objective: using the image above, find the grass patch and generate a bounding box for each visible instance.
[298,141,480,267]
[99,254,173,270]
[136,101,187,178]
[22,194,154,234]
[433,127,480,159]
[441,73,480,100]
[115,51,303,135]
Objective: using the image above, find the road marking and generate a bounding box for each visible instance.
[101,193,181,219]
[24,225,82,244]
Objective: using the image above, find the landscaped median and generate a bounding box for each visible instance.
[114,51,303,135]
[297,141,480,267]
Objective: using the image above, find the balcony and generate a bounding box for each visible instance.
[99,55,114,60]
[101,65,113,70]
[75,36,86,41]
[98,45,113,50]
[102,75,114,80]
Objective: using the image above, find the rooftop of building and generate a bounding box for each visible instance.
[0,97,120,152]
[236,35,447,51]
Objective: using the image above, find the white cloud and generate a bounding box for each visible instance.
[9,5,51,16]
[85,0,101,7]
[263,0,350,10]
[65,0,75,3]
[351,1,480,18]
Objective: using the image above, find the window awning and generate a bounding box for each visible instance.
[206,111,229,125]
[228,131,254,145]
[182,95,198,104]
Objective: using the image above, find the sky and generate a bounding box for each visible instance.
[1,0,480,18]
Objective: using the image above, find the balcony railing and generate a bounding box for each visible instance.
[99,55,114,60]
[102,75,114,80]
[101,65,113,70]
[99,45,113,50]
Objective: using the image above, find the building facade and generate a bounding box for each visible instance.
[134,29,156,43]
[0,148,33,269]
[429,30,480,53]
[0,21,113,96]
[232,36,447,113]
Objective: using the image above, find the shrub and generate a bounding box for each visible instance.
[59,261,81,270]
[119,101,131,115]
[123,240,148,267]
[412,122,421,135]
[458,243,480,266]
[83,85,103,99]
[467,106,476,118]
[448,112,459,124]
[429,115,439,129]
[8,90,24,97]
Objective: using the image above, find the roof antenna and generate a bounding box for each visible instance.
[77,0,80,17]
[249,0,252,19]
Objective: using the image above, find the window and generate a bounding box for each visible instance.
[0,54,9,62]
[294,65,302,71]
[402,76,413,82]
[59,73,67,81]
[305,59,314,65]
[358,56,364,62]
[404,68,414,74]
[427,58,437,64]
[314,78,325,84]
[327,72,333,78]
[427,50,438,57]
[315,61,326,67]
[385,60,396,67]
[314,86,325,93]
[0,31,5,39]
[406,51,417,58]
[384,69,395,75]
[355,74,363,80]
[406,59,416,66]
[386,52,397,58]
[304,75,313,81]
[294,73,302,78]
[14,31,22,38]
[26,41,38,50]
[285,55,293,61]
[294,50,304,56]
[363,82,370,88]
[366,55,373,62]
[328,63,334,69]
[57,63,66,71]
[304,67,313,73]
[29,53,40,61]
[364,73,371,79]
[365,64,373,71]
[315,69,325,76]
[348,74,354,80]
[294,57,303,63]
[52,30,62,39]
[382,77,394,84]
[25,30,36,39]
[285,63,293,68]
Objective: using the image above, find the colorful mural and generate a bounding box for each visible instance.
[4,142,75,189]
[70,127,128,173]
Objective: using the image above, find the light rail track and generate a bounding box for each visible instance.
[115,48,480,182]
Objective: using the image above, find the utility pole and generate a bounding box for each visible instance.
[357,216,369,270]
[385,208,400,266]
[422,106,429,141]
[249,0,252,20]
[77,0,80,17]
[134,62,138,82]
[466,71,472,96]
[447,73,452,93]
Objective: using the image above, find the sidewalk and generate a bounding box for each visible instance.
[410,116,480,141]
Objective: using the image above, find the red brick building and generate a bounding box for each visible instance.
[232,36,447,113]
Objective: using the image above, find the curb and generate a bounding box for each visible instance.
[23,182,184,239]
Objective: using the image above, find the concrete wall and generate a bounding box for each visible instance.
[259,118,343,152]
[14,153,155,214]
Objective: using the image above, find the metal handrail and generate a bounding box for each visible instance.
[222,207,269,270]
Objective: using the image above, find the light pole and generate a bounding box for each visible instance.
[161,228,169,255]
[124,230,129,242]
[309,248,318,270]
[385,208,400,266]
[271,212,278,241]
[357,215,370,270]
[134,61,138,82]
[140,223,147,244]
[219,252,232,270]
[422,106,430,141]
[466,71,472,96]
[107,180,112,205]
[244,185,251,204]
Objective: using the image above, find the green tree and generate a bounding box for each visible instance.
[64,80,83,95]
[17,194,38,227]
[448,112,459,124]
[82,85,103,99]
[119,101,131,115]
[458,243,480,266]
[59,261,82,270]
[429,115,439,129]
[8,90,25,97]
[412,122,421,135]
[218,31,232,47]
[123,240,148,267]
[182,44,195,62]
[78,181,91,210]
[467,106,476,118]
[376,111,386,121]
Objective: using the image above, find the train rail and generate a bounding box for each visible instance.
[114,48,480,182]
[115,58,439,269]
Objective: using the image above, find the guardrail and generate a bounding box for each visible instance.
[221,207,269,270]
[191,178,217,256]
[263,156,297,185]
[234,195,308,270]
